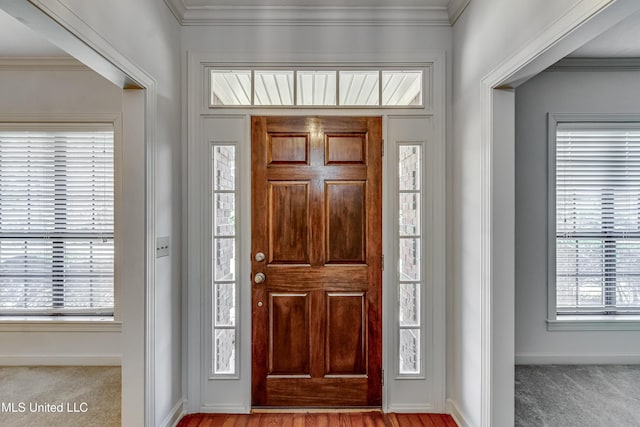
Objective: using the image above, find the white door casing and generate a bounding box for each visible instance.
[186,52,447,413]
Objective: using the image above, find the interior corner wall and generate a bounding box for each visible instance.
[515,69,640,363]
[38,1,184,425]
[450,0,595,425]
[0,67,122,364]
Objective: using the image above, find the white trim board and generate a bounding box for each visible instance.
[0,321,122,333]
[163,2,451,26]
[446,399,471,427]
[160,399,185,427]
[386,404,437,413]
[199,404,250,414]
[515,354,640,365]
[0,355,121,366]
[447,0,471,25]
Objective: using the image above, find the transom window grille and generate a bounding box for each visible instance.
[210,69,423,107]
[211,144,238,375]
[0,126,114,316]
[398,144,423,375]
[554,123,640,315]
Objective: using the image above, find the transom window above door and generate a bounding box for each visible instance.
[209,68,424,107]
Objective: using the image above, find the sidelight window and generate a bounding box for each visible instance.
[397,144,423,375]
[211,144,238,375]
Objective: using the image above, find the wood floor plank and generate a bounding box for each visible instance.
[432,414,450,427]
[390,413,424,427]
[417,413,437,427]
[176,412,457,427]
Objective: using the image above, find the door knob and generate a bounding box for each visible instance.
[255,252,266,262]
[254,272,266,284]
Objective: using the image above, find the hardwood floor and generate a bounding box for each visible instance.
[177,412,458,427]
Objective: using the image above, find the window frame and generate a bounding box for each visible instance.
[395,141,427,378]
[547,113,640,331]
[206,66,427,109]
[208,141,241,379]
[0,118,120,326]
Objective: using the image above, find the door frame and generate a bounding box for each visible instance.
[186,52,447,414]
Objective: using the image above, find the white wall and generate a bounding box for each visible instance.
[450,1,607,426]
[0,67,122,114]
[19,1,184,425]
[515,68,640,363]
[0,65,122,365]
[183,25,452,60]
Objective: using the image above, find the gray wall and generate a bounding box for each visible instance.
[515,68,640,363]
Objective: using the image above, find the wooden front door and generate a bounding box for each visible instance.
[251,116,382,407]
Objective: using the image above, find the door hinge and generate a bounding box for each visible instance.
[381,368,385,386]
[382,139,385,157]
[381,254,384,271]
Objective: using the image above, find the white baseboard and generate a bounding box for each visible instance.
[161,399,185,427]
[515,353,640,365]
[446,398,471,427]
[386,403,435,413]
[199,404,250,413]
[0,355,121,366]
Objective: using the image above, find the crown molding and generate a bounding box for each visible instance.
[549,57,640,71]
[163,0,186,24]
[163,2,451,26]
[448,0,470,24]
[0,56,89,71]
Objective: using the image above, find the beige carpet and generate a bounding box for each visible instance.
[0,366,120,427]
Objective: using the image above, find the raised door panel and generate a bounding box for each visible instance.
[325,293,366,376]
[325,133,367,165]
[268,134,309,165]
[325,181,366,264]
[268,293,310,376]
[268,181,310,264]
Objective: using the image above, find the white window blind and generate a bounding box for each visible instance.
[0,127,114,316]
[556,123,640,315]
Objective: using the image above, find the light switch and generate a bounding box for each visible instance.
[156,236,170,258]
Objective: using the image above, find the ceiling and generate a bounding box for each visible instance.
[0,9,67,57]
[0,2,639,62]
[569,8,640,58]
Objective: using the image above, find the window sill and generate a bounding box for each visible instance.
[0,316,121,332]
[547,315,640,331]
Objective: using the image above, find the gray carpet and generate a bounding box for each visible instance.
[516,365,640,427]
[0,366,120,427]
